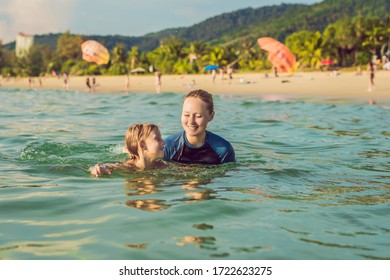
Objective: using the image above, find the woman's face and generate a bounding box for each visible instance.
[181,97,214,140]
[143,128,165,160]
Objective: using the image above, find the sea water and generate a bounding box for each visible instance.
[0,88,389,260]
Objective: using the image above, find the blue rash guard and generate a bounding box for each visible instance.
[164,130,236,165]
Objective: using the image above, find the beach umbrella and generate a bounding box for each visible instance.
[81,40,110,65]
[320,59,335,66]
[204,65,219,71]
[257,37,296,72]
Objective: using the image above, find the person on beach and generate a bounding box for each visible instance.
[355,66,362,76]
[164,89,236,165]
[90,123,165,176]
[211,69,217,84]
[367,60,377,105]
[63,73,69,91]
[227,65,233,83]
[367,60,375,92]
[86,76,91,92]
[155,71,162,93]
[92,76,98,92]
[125,74,130,93]
[219,67,224,82]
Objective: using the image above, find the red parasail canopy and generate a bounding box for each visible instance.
[257,37,296,72]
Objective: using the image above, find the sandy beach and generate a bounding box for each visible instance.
[1,70,389,103]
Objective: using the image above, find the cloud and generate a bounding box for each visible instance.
[0,0,73,43]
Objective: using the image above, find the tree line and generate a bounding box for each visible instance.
[0,15,388,78]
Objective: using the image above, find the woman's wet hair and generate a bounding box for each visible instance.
[185,89,214,114]
[125,123,158,160]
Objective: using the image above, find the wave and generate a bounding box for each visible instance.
[18,141,126,166]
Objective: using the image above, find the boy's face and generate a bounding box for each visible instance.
[144,128,165,160]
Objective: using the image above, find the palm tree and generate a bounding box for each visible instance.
[351,16,367,63]
[128,46,139,70]
[322,17,357,66]
[203,46,227,68]
[232,36,258,70]
[286,31,322,69]
[184,40,209,73]
[55,32,84,64]
[109,43,128,75]
[362,19,387,54]
[162,36,187,59]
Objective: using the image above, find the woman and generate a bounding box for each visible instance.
[90,123,165,176]
[164,89,236,165]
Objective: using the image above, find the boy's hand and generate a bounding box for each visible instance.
[90,164,111,177]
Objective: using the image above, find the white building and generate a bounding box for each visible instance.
[15,32,34,58]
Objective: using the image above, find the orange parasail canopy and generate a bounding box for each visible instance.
[257,37,296,72]
[81,40,110,65]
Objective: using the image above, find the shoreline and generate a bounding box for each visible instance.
[1,71,389,103]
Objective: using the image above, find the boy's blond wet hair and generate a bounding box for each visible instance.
[125,123,159,160]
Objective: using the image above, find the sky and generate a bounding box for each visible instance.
[0,0,322,44]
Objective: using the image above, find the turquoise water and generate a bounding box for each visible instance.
[1,88,389,260]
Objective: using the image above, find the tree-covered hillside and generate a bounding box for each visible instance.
[1,0,388,77]
[3,0,389,52]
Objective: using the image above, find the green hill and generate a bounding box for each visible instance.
[3,0,389,52]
